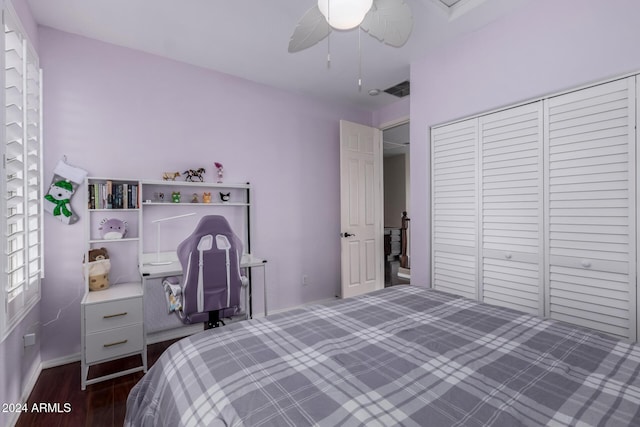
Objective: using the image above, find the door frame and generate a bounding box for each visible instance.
[380,116,410,266]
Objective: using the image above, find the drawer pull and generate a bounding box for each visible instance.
[103,339,128,348]
[103,312,128,319]
[581,260,591,268]
[505,253,512,260]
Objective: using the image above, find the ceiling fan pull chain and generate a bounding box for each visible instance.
[327,0,331,68]
[327,31,331,68]
[358,27,362,91]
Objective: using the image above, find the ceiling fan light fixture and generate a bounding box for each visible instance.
[317,0,374,30]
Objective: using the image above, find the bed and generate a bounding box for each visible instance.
[125,285,640,426]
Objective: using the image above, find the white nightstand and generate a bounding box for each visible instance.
[80,281,147,390]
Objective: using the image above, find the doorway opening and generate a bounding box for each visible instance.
[382,120,410,286]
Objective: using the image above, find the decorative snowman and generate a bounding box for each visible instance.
[44,180,75,224]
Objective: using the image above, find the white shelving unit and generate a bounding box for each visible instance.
[80,177,147,390]
[80,177,266,385]
[138,179,265,341]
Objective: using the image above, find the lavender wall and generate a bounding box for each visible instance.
[0,3,41,425]
[409,0,640,286]
[38,27,371,362]
[373,96,409,127]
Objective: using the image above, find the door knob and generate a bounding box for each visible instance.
[342,232,355,238]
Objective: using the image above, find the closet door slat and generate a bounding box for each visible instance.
[545,77,636,341]
[431,119,478,300]
[479,103,544,316]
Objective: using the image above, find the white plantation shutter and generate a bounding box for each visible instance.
[544,77,636,340]
[2,5,42,338]
[479,103,544,315]
[431,119,478,299]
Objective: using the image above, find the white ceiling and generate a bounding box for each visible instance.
[26,0,530,111]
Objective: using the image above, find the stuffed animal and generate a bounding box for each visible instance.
[84,247,111,291]
[87,247,109,262]
[171,191,181,203]
[99,218,128,239]
[202,192,212,203]
[219,192,231,202]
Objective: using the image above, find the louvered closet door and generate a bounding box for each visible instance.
[479,103,544,315]
[545,77,636,340]
[431,118,478,299]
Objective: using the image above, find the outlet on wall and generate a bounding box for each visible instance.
[23,333,36,347]
[302,275,309,286]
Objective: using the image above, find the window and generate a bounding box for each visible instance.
[1,4,42,340]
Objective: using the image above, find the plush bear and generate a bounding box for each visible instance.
[87,247,109,262]
[99,218,128,239]
[84,247,111,291]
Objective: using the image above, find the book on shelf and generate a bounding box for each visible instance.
[87,181,139,210]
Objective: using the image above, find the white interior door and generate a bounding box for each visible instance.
[340,120,383,298]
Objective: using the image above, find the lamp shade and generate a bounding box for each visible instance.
[318,0,373,30]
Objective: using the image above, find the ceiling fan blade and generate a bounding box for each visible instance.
[288,5,332,53]
[361,0,413,47]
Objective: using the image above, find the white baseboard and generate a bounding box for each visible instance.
[7,355,42,427]
[21,355,42,401]
[146,324,204,345]
[41,352,81,370]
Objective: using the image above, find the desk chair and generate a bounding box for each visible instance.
[176,215,244,328]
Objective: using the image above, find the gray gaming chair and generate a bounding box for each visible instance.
[176,215,244,328]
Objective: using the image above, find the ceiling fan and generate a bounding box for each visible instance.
[288,0,413,53]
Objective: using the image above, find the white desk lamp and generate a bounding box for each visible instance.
[150,212,196,265]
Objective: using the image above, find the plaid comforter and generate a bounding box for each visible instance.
[125,285,640,426]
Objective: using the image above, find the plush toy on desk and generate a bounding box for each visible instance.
[99,218,128,240]
[84,247,111,291]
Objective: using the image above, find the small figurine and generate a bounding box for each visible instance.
[162,171,181,181]
[171,191,181,203]
[219,192,230,202]
[214,162,224,183]
[203,192,212,203]
[184,168,206,182]
[191,193,199,203]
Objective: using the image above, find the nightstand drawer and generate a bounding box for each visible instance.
[85,297,143,333]
[85,323,143,364]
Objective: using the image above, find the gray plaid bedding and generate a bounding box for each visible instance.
[125,285,640,426]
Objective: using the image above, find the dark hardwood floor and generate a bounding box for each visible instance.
[16,338,180,427]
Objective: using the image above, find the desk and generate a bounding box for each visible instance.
[140,252,268,317]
